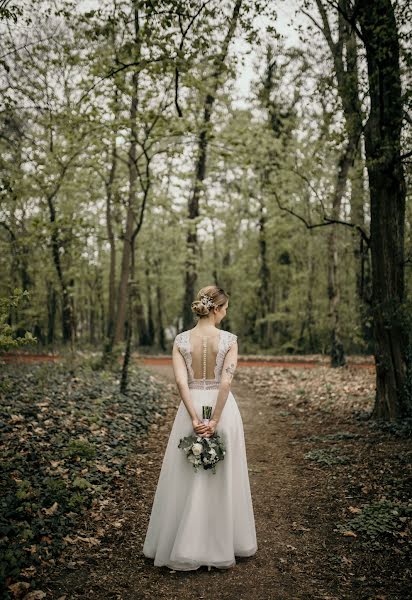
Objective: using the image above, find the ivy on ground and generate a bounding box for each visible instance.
[0,359,169,597]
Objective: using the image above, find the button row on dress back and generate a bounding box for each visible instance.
[202,337,207,383]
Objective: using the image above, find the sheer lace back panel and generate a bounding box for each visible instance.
[175,329,237,390]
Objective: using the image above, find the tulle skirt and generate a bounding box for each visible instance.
[142,387,257,570]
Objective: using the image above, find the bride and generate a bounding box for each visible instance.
[142,285,257,571]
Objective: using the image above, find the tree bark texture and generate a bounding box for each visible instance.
[356,0,410,419]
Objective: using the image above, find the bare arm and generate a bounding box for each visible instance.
[211,340,238,425]
[172,342,197,420]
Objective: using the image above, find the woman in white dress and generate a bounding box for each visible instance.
[142,285,257,571]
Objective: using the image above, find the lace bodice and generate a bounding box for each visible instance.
[174,329,238,390]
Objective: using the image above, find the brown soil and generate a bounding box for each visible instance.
[139,357,375,369]
[0,353,60,364]
[37,364,409,600]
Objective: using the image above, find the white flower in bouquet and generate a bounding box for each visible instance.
[191,442,203,456]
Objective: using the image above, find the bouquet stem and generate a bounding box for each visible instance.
[201,405,212,436]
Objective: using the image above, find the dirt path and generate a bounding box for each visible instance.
[137,365,326,599]
[0,353,375,369]
[39,365,406,600]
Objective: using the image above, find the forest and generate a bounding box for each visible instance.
[1,0,411,416]
[1,1,411,598]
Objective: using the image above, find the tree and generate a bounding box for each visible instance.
[181,0,243,329]
[353,0,411,419]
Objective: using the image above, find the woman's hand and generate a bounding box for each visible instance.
[204,418,218,437]
[192,418,208,436]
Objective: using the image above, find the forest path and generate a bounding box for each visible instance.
[137,365,327,599]
[0,353,374,369]
[131,365,336,600]
[41,364,379,600]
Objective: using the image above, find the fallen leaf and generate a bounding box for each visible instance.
[42,502,59,515]
[8,581,30,596]
[23,591,47,600]
[96,464,111,473]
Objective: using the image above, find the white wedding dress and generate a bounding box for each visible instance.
[142,328,257,571]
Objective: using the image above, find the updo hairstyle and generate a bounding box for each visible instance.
[191,286,229,318]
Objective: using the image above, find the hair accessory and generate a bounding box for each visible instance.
[200,294,215,309]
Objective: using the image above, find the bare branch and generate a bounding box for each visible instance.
[77,55,175,105]
[314,0,336,51]
[322,0,365,42]
[301,9,325,35]
[273,189,370,246]
[174,0,214,118]
[0,28,62,61]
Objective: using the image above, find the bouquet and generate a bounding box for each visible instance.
[178,405,226,474]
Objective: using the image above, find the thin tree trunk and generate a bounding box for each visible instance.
[152,257,166,350]
[257,199,271,348]
[114,3,151,346]
[343,5,373,349]
[47,282,57,346]
[114,18,140,345]
[350,150,373,350]
[300,210,316,352]
[135,285,149,346]
[145,265,155,345]
[106,135,118,343]
[221,248,233,333]
[182,0,243,329]
[155,282,166,351]
[326,144,352,367]
[120,235,138,394]
[46,193,74,343]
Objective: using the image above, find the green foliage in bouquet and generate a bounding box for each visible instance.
[178,433,226,474]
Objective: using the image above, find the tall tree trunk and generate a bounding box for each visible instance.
[326,144,352,367]
[181,0,243,329]
[315,0,369,366]
[95,264,105,343]
[257,199,271,347]
[221,248,233,333]
[89,303,96,345]
[344,15,373,350]
[120,241,136,395]
[114,3,150,347]
[356,0,410,419]
[299,204,316,352]
[153,258,166,351]
[113,9,140,346]
[211,219,219,286]
[350,150,373,351]
[134,285,149,346]
[156,285,166,351]
[145,265,155,345]
[106,135,118,343]
[46,193,75,343]
[47,282,57,346]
